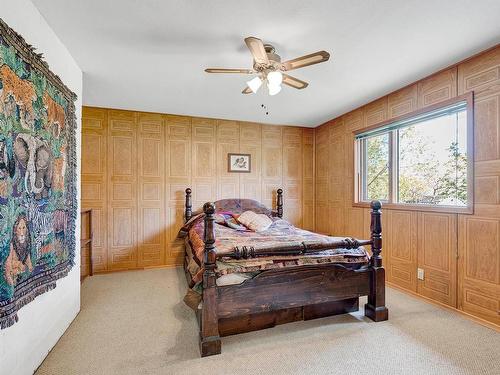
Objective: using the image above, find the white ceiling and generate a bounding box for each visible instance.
[32,0,500,127]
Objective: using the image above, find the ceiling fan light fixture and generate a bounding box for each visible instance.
[268,83,282,96]
[205,37,329,95]
[267,71,283,86]
[246,76,262,93]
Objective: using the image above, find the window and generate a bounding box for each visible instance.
[355,95,473,213]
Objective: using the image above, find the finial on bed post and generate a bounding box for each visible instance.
[277,188,283,218]
[203,202,216,267]
[370,200,382,268]
[185,188,192,223]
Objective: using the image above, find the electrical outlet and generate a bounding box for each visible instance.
[417,268,424,280]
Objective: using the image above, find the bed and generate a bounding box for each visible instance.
[180,188,388,357]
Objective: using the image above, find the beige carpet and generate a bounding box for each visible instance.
[36,268,500,375]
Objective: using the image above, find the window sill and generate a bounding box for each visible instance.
[352,201,473,215]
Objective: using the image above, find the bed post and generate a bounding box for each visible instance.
[277,188,283,218]
[200,202,221,356]
[184,188,192,223]
[364,200,389,322]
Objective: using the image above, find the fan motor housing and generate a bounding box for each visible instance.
[254,44,282,72]
[264,44,281,63]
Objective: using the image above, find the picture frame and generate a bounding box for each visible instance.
[227,153,251,173]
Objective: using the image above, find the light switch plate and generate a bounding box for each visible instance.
[417,268,424,280]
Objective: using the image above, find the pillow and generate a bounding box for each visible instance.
[215,212,247,231]
[225,216,248,231]
[237,210,273,232]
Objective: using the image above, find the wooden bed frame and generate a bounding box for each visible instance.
[184,188,388,357]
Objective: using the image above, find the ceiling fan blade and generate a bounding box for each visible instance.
[281,51,330,71]
[244,37,269,65]
[282,74,309,89]
[242,86,253,94]
[205,68,254,74]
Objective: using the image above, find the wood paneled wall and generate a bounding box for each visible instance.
[315,46,500,326]
[82,107,315,271]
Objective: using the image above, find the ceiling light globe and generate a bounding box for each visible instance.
[267,71,283,86]
[268,83,282,96]
[246,76,262,93]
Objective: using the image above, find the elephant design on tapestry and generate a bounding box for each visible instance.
[14,134,54,200]
[0,17,77,330]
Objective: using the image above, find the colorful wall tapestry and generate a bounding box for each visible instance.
[0,19,77,329]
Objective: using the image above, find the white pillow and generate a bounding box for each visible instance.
[237,210,273,232]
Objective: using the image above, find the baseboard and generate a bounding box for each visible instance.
[88,267,145,275]
[88,263,181,275]
[144,263,182,270]
[386,281,499,333]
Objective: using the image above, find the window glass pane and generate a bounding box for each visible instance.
[364,133,389,201]
[397,110,467,206]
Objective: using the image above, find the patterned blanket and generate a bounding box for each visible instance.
[180,213,369,290]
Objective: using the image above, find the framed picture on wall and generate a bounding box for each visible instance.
[228,153,251,173]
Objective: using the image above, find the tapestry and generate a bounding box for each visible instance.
[0,19,77,329]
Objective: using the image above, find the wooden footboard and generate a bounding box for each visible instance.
[217,265,370,319]
[186,188,388,357]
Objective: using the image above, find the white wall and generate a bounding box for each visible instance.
[0,1,82,374]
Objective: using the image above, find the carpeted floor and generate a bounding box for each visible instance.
[36,268,500,375]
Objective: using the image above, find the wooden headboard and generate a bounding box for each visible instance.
[184,188,283,223]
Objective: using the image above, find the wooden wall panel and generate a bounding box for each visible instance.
[283,128,303,226]
[386,210,418,292]
[315,125,329,234]
[192,118,216,211]
[342,110,364,239]
[343,108,364,133]
[364,98,388,128]
[314,45,500,326]
[417,213,457,306]
[82,107,108,272]
[217,120,240,199]
[302,129,314,231]
[458,216,500,324]
[388,84,418,119]
[328,121,345,235]
[165,115,192,265]
[261,125,283,210]
[456,47,500,325]
[239,122,262,201]
[137,113,165,267]
[107,110,137,270]
[417,68,457,108]
[83,108,313,270]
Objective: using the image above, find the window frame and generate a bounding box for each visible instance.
[353,93,474,215]
[358,131,393,203]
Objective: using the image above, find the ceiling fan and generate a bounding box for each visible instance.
[205,37,330,96]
